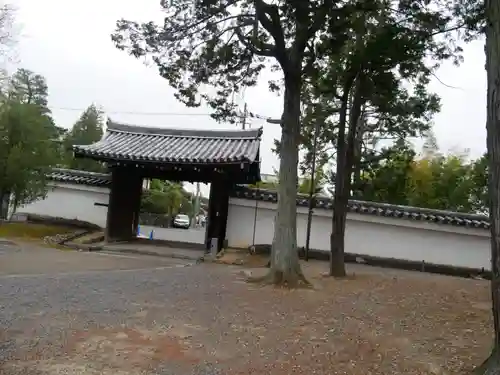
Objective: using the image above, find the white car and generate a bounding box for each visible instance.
[173,214,190,229]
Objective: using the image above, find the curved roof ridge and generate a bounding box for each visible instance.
[107,119,263,139]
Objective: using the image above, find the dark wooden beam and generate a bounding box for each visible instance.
[75,154,260,184]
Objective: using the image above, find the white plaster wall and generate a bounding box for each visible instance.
[227,198,491,271]
[17,182,206,243]
[17,183,110,228]
[16,182,492,271]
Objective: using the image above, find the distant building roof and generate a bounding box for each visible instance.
[230,185,490,230]
[73,120,262,165]
[47,168,111,187]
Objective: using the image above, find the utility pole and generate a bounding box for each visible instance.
[195,182,200,222]
[195,182,200,209]
[304,117,321,261]
[241,103,248,130]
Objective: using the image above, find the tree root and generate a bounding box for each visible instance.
[474,348,500,375]
[327,271,348,279]
[246,269,313,289]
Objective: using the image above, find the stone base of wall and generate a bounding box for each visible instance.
[7,214,101,230]
[106,237,206,251]
[235,244,490,280]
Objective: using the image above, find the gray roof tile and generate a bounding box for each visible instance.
[73,120,262,165]
[231,185,490,230]
[47,168,111,187]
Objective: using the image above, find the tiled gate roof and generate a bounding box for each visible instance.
[73,120,262,165]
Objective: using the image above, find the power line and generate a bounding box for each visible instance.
[49,104,282,124]
[50,106,215,116]
[241,102,248,130]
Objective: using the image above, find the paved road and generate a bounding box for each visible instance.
[0,242,189,277]
[0,243,13,255]
[140,226,206,244]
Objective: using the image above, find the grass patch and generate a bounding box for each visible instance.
[0,222,74,240]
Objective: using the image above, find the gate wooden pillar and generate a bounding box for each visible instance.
[217,182,230,250]
[205,178,230,252]
[106,166,143,242]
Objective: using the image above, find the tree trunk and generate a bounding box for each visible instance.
[352,109,366,199]
[0,192,4,220]
[261,73,308,287]
[330,75,365,277]
[0,190,9,220]
[9,193,18,220]
[330,86,350,277]
[476,1,500,373]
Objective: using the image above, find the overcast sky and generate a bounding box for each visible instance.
[9,0,487,196]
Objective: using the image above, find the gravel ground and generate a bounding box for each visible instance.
[0,244,494,374]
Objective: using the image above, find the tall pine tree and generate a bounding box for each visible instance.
[64,104,105,172]
[9,68,49,109]
[0,69,62,218]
